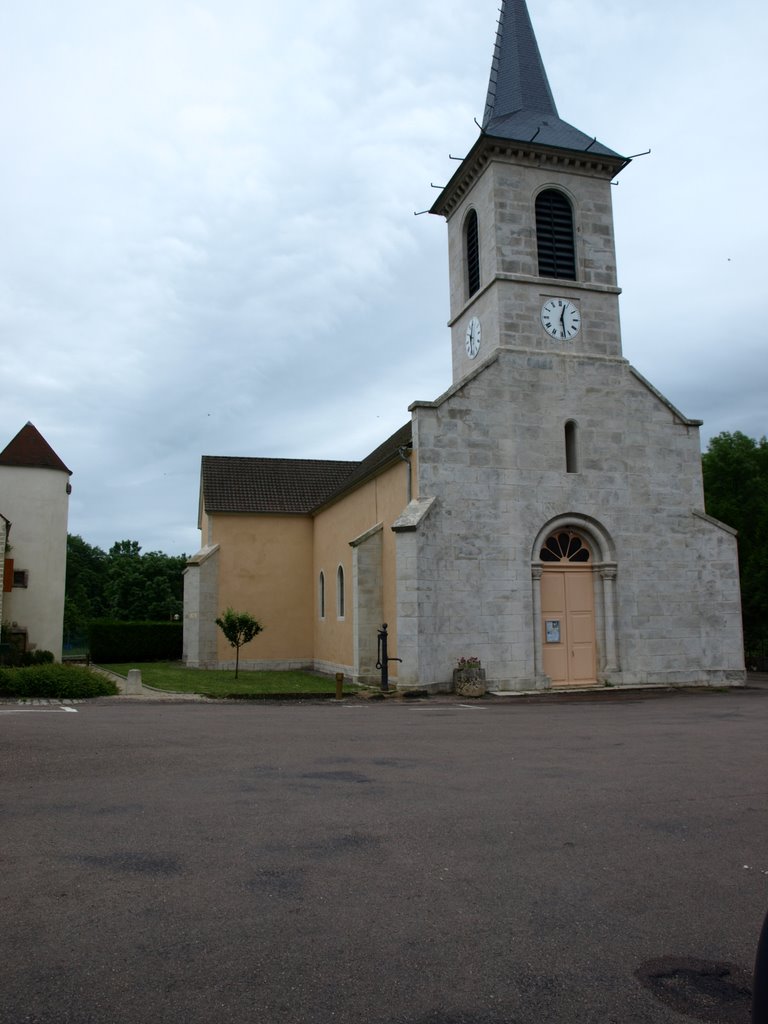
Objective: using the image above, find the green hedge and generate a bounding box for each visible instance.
[0,647,55,668]
[0,664,118,699]
[88,621,183,663]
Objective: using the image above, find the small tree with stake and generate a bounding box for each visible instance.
[215,608,264,679]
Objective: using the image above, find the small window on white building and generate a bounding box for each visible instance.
[13,570,28,588]
[319,571,325,619]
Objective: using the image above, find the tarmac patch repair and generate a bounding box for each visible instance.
[635,957,752,1021]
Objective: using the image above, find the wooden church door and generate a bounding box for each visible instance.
[539,531,597,686]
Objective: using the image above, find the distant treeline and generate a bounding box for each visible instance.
[703,431,768,652]
[65,536,187,636]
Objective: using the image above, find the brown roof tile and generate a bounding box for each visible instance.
[201,457,360,515]
[201,423,413,516]
[0,422,71,474]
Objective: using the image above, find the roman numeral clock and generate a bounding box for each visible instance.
[540,298,581,341]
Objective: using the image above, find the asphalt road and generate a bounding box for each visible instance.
[1,689,767,1024]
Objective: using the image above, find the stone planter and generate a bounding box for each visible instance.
[452,666,487,697]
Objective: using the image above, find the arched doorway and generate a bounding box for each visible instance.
[539,530,596,686]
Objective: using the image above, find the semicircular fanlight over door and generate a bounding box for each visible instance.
[540,530,591,564]
[539,530,596,685]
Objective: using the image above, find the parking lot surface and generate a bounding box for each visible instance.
[1,688,766,1023]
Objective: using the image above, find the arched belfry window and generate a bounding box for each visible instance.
[540,530,591,564]
[536,189,576,280]
[464,209,480,298]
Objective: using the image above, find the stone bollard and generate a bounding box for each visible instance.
[125,669,143,695]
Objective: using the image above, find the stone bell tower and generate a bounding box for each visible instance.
[431,0,630,383]
[394,0,744,692]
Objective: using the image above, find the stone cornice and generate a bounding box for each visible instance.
[391,497,437,533]
[629,366,703,428]
[692,509,738,537]
[186,543,220,567]
[349,522,384,548]
[430,135,629,220]
[409,353,501,410]
[447,274,622,327]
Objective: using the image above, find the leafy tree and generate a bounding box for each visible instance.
[64,535,108,638]
[215,608,264,678]
[104,540,147,621]
[702,432,768,650]
[65,536,187,633]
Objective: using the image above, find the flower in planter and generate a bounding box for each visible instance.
[456,656,481,670]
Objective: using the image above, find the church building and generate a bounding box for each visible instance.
[183,0,745,691]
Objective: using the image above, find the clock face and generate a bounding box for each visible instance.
[465,316,481,359]
[541,299,581,341]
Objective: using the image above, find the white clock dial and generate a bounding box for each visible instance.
[465,316,482,359]
[541,299,581,341]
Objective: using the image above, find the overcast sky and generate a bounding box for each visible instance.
[2,0,766,556]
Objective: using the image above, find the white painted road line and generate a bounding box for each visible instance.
[405,705,486,711]
[0,706,78,714]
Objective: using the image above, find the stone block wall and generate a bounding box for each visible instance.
[402,349,744,690]
[183,545,220,668]
[351,524,383,684]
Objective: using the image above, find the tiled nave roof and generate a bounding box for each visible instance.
[201,423,413,516]
[201,457,359,515]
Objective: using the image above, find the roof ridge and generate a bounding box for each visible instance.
[202,454,359,467]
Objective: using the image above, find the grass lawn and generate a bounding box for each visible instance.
[101,662,353,697]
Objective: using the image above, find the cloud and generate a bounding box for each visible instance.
[1,0,766,554]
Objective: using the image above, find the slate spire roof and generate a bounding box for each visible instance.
[481,0,623,159]
[0,422,71,475]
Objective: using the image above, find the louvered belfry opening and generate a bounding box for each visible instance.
[535,189,576,279]
[465,209,480,297]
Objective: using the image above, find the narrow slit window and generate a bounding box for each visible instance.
[565,420,578,473]
[319,571,325,619]
[336,565,345,619]
[465,209,480,298]
[536,189,576,280]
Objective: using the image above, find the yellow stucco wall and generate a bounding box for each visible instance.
[209,514,314,663]
[312,459,409,672]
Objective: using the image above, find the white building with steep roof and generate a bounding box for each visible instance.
[0,423,71,661]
